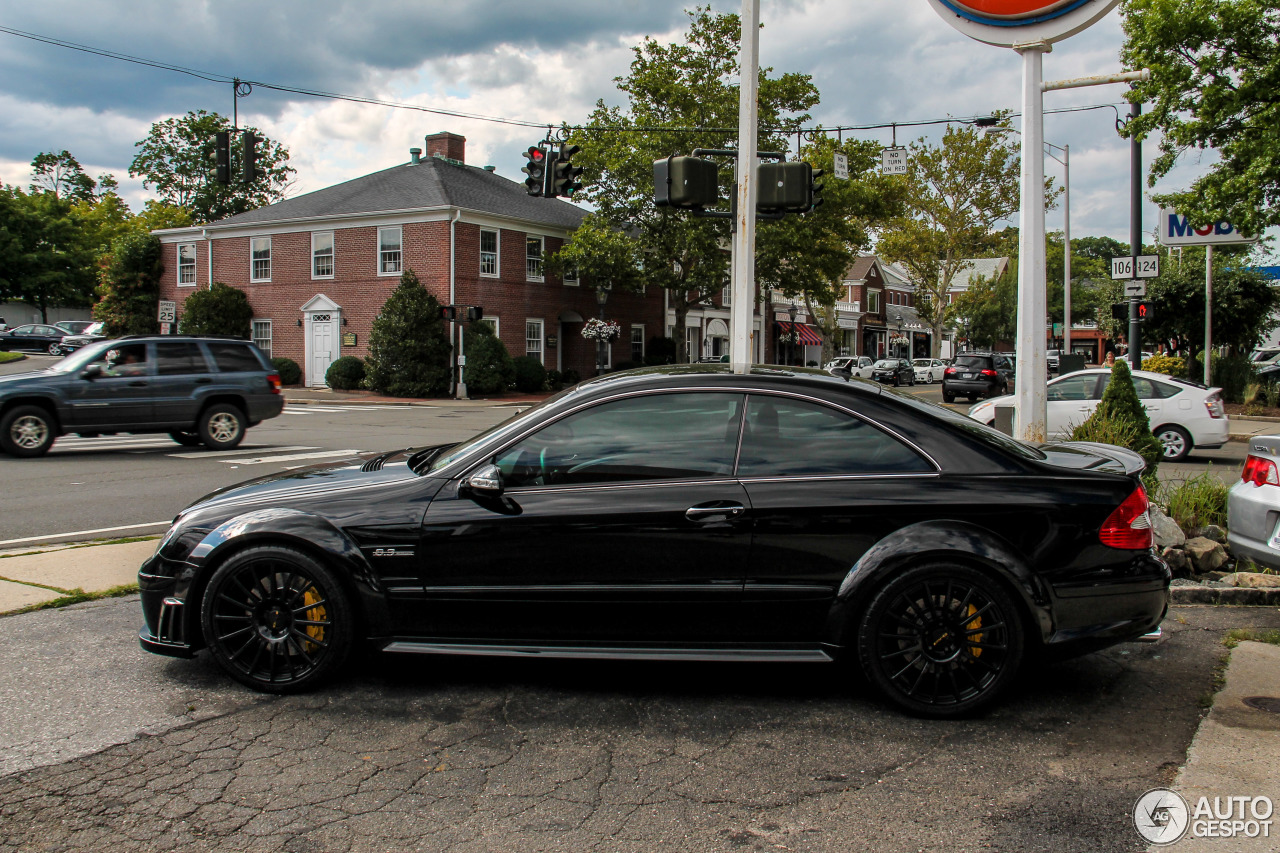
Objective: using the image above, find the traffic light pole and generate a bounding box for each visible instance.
[729,0,760,376]
[1128,101,1142,372]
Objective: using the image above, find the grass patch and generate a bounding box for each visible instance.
[0,534,158,559]
[1156,470,1229,532]
[0,352,26,364]
[7,583,139,615]
[1224,628,1280,649]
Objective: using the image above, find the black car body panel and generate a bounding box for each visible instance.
[140,367,1167,667]
[943,352,1015,399]
[869,358,914,385]
[0,324,67,353]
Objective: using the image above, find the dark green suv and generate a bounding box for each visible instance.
[0,335,284,457]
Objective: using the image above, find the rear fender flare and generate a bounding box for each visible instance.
[824,521,1053,649]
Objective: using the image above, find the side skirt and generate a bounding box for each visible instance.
[382,641,833,663]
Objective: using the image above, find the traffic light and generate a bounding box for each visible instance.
[466,306,484,323]
[549,144,584,199]
[653,155,719,209]
[214,131,231,184]
[756,162,822,212]
[1137,301,1154,322]
[242,131,258,183]
[1111,303,1127,322]
[809,168,824,212]
[522,146,547,197]
[441,306,457,322]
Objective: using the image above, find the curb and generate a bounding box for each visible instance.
[1172,586,1280,605]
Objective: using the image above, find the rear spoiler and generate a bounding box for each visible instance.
[1049,441,1147,477]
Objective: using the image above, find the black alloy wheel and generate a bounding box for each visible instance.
[0,404,56,457]
[857,563,1024,717]
[201,546,353,693]
[169,430,202,447]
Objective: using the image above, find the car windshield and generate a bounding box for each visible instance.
[427,386,579,473]
[873,360,897,368]
[48,340,116,373]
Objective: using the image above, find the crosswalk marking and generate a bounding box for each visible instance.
[167,445,318,459]
[284,404,420,413]
[221,449,362,465]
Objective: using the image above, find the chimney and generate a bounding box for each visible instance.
[425,132,466,164]
[409,148,422,165]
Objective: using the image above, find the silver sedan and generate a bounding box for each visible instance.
[1228,434,1280,570]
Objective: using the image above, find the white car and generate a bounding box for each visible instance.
[912,358,947,384]
[1228,435,1280,571]
[824,356,875,379]
[967,368,1228,461]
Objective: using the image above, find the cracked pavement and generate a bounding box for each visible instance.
[2,599,1278,852]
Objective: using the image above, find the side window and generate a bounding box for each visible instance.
[155,342,207,375]
[1047,375,1098,402]
[92,343,149,377]
[207,343,263,372]
[493,392,745,488]
[1130,376,1159,399]
[737,396,931,477]
[1151,379,1181,399]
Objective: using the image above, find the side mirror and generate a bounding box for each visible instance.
[463,463,503,496]
[80,364,103,380]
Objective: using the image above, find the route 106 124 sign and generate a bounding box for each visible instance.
[926,0,1120,47]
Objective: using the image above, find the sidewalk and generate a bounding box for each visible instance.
[282,387,554,407]
[0,539,157,613]
[1228,415,1280,442]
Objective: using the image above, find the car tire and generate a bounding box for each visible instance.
[47,343,61,356]
[0,404,56,457]
[909,375,915,386]
[198,403,246,450]
[1155,425,1193,462]
[857,562,1025,718]
[943,393,955,404]
[169,431,202,447]
[200,545,354,693]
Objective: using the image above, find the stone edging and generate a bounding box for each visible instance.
[1171,586,1280,605]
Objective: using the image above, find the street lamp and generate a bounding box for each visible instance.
[787,304,798,366]
[595,286,610,377]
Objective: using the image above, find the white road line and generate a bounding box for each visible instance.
[52,439,176,452]
[0,521,170,547]
[221,449,362,465]
[167,445,318,460]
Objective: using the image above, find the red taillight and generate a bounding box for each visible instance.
[979,369,998,377]
[1100,485,1153,549]
[267,373,282,394]
[945,367,956,376]
[1205,392,1224,419]
[1241,454,1280,487]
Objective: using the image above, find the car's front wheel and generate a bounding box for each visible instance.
[200,545,354,693]
[198,403,245,450]
[857,563,1025,717]
[46,343,61,356]
[0,405,56,457]
[1155,425,1193,462]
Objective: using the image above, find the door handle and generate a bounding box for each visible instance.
[685,503,745,522]
[128,381,148,387]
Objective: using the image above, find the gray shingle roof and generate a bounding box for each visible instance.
[210,156,587,231]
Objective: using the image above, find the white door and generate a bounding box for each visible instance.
[311,313,336,386]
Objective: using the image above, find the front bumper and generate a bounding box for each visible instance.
[138,552,197,657]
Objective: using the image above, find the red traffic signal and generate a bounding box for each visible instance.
[522,146,547,197]
[1137,301,1153,321]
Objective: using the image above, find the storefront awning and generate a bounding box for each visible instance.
[777,322,823,346]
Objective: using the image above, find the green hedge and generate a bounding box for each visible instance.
[326,355,366,390]
[270,357,301,385]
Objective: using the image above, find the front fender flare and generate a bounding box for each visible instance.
[824,521,1054,650]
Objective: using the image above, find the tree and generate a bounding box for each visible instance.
[1122,0,1280,233]
[94,231,163,336]
[568,7,819,363]
[364,269,452,398]
[0,186,98,320]
[463,322,516,396]
[1071,358,1164,481]
[947,263,1018,350]
[29,151,97,202]
[877,122,1028,357]
[180,282,254,338]
[130,110,294,224]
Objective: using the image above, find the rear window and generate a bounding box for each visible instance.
[206,342,264,372]
[953,355,992,369]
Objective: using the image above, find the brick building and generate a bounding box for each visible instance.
[154,132,665,388]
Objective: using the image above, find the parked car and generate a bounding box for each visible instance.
[138,365,1169,717]
[824,356,875,379]
[56,322,108,353]
[1046,349,1061,374]
[0,324,69,355]
[54,320,95,336]
[870,358,915,386]
[967,368,1228,462]
[0,335,283,457]
[942,352,1014,403]
[1250,348,1280,369]
[912,358,947,384]
[1228,435,1280,571]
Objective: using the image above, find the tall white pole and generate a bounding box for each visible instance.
[730,0,760,375]
[1062,144,1071,356]
[1204,244,1213,385]
[1014,43,1049,442]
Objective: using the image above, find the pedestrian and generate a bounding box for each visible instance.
[1104,351,1116,367]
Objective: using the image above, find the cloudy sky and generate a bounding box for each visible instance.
[0,0,1232,246]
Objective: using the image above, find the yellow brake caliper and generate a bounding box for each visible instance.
[302,588,327,652]
[965,604,983,658]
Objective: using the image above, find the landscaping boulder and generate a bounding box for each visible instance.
[1150,506,1185,549]
[1220,572,1280,589]
[1184,537,1229,573]
[1192,525,1227,544]
[1161,547,1191,578]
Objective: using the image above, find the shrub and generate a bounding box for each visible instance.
[544,369,564,392]
[179,282,253,338]
[1267,384,1280,409]
[463,322,515,395]
[1194,353,1256,402]
[561,368,582,387]
[1070,359,1163,480]
[326,355,365,390]
[365,269,452,397]
[271,357,301,385]
[643,336,677,365]
[511,356,547,393]
[1141,353,1185,376]
[1155,471,1229,533]
[94,231,162,336]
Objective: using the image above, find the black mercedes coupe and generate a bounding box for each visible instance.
[139,366,1168,717]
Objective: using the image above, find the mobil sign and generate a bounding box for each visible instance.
[1158,208,1258,246]
[927,0,1119,46]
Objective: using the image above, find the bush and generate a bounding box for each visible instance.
[561,368,582,387]
[179,282,253,338]
[1156,471,1229,532]
[94,231,162,337]
[511,356,547,393]
[643,336,677,365]
[544,369,564,392]
[270,357,301,385]
[326,355,365,390]
[1070,359,1163,481]
[463,323,515,395]
[1141,353,1185,376]
[1195,353,1256,402]
[365,269,452,397]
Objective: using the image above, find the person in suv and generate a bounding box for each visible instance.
[942,352,1013,403]
[0,335,283,457]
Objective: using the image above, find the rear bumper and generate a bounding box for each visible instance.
[943,379,999,396]
[1045,553,1171,653]
[1193,417,1230,449]
[1227,480,1280,571]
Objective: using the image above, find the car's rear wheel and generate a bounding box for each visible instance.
[1155,425,1192,462]
[47,342,61,356]
[857,563,1024,717]
[0,405,56,457]
[200,545,354,693]
[198,403,245,450]
[169,430,202,447]
[943,392,955,404]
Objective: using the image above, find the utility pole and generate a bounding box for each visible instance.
[1128,100,1143,372]
[729,0,760,375]
[1013,42,1049,443]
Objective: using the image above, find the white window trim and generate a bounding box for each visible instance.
[177,243,197,287]
[721,285,731,307]
[479,229,500,278]
[312,231,335,280]
[631,324,645,362]
[252,318,273,357]
[525,318,545,364]
[250,237,272,283]
[526,236,544,282]
[378,226,403,277]
[868,290,880,314]
[477,317,499,338]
